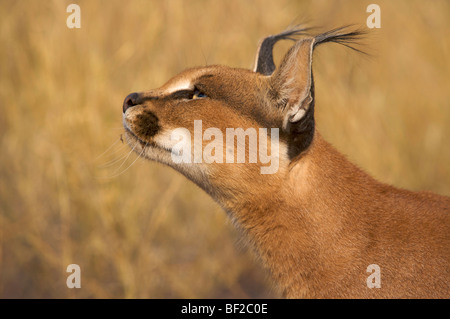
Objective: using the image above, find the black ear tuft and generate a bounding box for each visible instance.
[254,25,311,76]
[314,25,368,55]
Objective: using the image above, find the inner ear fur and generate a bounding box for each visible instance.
[270,38,315,131]
[266,37,316,159]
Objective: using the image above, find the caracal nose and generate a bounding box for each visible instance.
[123,92,140,113]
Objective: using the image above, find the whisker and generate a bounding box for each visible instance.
[98,147,133,168]
[106,142,148,178]
[98,142,129,162]
[112,140,139,173]
[95,138,122,160]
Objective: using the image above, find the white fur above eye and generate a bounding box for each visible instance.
[165,79,193,94]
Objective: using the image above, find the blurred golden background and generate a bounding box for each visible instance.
[0,0,449,298]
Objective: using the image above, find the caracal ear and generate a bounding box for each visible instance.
[253,26,309,76]
[270,38,315,132]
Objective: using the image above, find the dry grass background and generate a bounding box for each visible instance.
[0,0,449,298]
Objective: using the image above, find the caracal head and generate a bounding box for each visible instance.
[121,26,363,200]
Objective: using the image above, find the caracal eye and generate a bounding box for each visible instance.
[192,89,207,99]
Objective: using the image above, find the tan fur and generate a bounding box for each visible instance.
[123,31,449,298]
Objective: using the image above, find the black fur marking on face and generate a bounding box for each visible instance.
[135,109,160,138]
[167,89,193,100]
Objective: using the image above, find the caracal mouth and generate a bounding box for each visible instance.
[123,126,148,147]
[123,128,172,156]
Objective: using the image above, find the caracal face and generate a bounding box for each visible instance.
[122,30,319,199]
[122,64,288,195]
